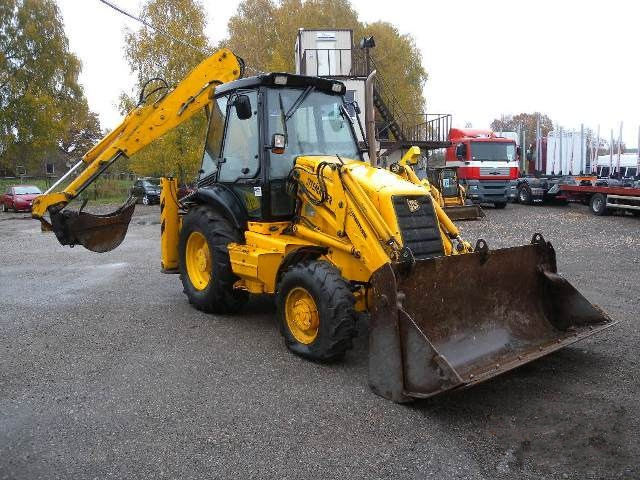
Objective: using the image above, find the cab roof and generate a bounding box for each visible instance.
[449,128,515,143]
[214,72,346,97]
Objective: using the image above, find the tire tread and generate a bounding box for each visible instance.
[277,260,357,361]
[179,205,247,314]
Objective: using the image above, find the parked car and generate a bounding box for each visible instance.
[1,185,42,212]
[130,179,161,205]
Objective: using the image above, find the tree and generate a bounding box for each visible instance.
[121,0,211,181]
[356,21,427,115]
[0,0,97,174]
[225,0,427,113]
[58,105,102,166]
[490,113,554,146]
[227,0,360,73]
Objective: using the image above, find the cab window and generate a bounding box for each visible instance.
[201,96,228,179]
[267,88,360,180]
[218,90,259,183]
[440,170,459,197]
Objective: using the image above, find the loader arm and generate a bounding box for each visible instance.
[394,147,473,253]
[32,48,243,252]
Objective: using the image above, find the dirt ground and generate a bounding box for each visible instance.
[0,202,638,479]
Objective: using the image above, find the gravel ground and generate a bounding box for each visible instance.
[0,202,638,479]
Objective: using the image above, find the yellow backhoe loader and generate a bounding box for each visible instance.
[426,165,485,220]
[390,150,483,221]
[32,48,614,402]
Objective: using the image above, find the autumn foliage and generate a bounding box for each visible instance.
[122,0,429,181]
[226,0,428,118]
[0,0,101,175]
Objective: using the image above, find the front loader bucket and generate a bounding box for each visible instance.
[443,204,485,221]
[368,234,615,402]
[49,196,137,253]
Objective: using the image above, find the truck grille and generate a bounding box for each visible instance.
[480,166,510,176]
[392,196,444,260]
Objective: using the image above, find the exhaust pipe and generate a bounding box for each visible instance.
[365,70,378,167]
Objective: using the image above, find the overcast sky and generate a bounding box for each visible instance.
[58,0,638,146]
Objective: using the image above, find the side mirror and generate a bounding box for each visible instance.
[233,94,252,120]
[455,143,467,159]
[272,133,286,154]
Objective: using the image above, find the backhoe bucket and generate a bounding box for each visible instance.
[50,196,137,253]
[368,234,615,402]
[443,204,485,221]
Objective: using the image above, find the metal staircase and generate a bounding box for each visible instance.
[297,43,451,153]
[369,55,451,152]
[372,86,404,141]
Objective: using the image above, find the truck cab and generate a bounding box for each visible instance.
[445,128,519,208]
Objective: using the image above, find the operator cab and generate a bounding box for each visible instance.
[198,72,362,222]
[427,167,461,198]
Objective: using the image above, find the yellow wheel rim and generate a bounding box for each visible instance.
[285,287,320,345]
[185,231,211,290]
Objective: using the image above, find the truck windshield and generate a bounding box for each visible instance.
[267,88,361,179]
[471,142,516,162]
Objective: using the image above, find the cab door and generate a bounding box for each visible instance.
[439,168,460,199]
[217,90,263,219]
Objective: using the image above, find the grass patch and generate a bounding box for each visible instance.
[0,177,134,204]
[0,178,49,192]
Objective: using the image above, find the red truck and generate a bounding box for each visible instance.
[445,128,519,208]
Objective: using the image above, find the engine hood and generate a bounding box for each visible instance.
[295,156,427,197]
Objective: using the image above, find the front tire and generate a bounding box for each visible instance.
[277,260,357,362]
[179,206,247,314]
[142,194,149,206]
[1,203,7,213]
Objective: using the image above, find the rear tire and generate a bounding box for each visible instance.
[179,205,248,314]
[1,203,6,213]
[494,202,507,209]
[277,260,357,362]
[518,186,533,205]
[590,193,608,216]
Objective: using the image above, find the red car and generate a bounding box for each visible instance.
[1,185,43,212]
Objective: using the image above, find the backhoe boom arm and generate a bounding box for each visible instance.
[32,48,242,223]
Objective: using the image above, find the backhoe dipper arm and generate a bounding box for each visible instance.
[32,48,242,225]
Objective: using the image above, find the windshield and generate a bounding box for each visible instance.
[267,88,360,178]
[141,181,159,188]
[471,142,516,162]
[14,186,41,195]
